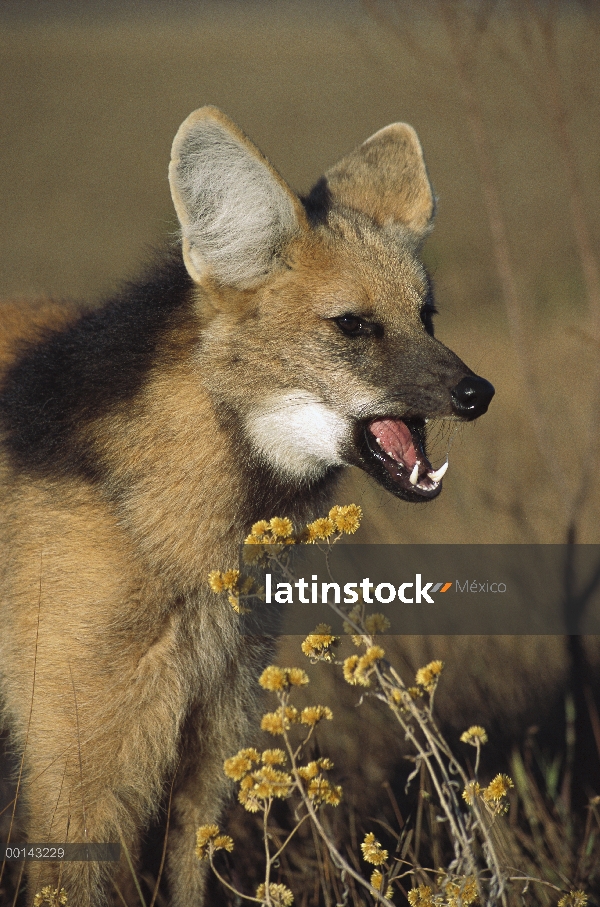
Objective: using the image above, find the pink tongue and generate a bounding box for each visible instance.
[369,418,419,469]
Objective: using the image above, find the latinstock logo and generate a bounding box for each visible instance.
[264,574,453,605]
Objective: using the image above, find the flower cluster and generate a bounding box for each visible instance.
[304,504,363,542]
[208,568,240,593]
[370,869,394,900]
[462,773,514,815]
[460,726,488,746]
[259,665,309,691]
[261,707,300,735]
[224,747,293,813]
[301,624,339,661]
[441,877,478,906]
[300,705,333,726]
[343,646,385,687]
[483,773,513,801]
[207,568,255,613]
[407,877,479,907]
[256,882,295,906]
[195,824,234,861]
[328,504,363,533]
[407,884,436,906]
[343,605,390,646]
[296,757,342,806]
[558,892,588,907]
[245,516,295,546]
[361,832,388,866]
[415,660,444,693]
[33,889,68,907]
[364,612,391,634]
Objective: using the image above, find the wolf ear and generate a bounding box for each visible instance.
[169,107,307,288]
[314,123,435,246]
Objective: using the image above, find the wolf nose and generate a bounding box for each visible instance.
[451,376,495,420]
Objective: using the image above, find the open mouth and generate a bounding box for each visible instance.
[360,416,448,501]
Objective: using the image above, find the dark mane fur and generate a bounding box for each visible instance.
[0,252,193,482]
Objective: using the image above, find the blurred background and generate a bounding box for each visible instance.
[2,3,600,902]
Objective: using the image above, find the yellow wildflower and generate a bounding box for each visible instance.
[300,705,333,726]
[558,892,588,907]
[261,748,286,765]
[371,870,394,900]
[261,707,299,735]
[259,666,309,691]
[462,781,482,806]
[237,765,293,810]
[328,503,362,534]
[343,655,360,684]
[33,889,68,907]
[461,726,488,746]
[415,660,444,692]
[483,774,514,802]
[208,570,225,593]
[195,824,233,860]
[460,877,479,906]
[196,823,220,843]
[242,540,267,564]
[362,645,385,665]
[250,520,270,537]
[259,666,288,691]
[239,791,261,813]
[305,517,335,542]
[258,766,293,797]
[361,832,388,866]
[287,667,309,686]
[259,764,291,784]
[221,569,240,590]
[298,757,334,781]
[223,748,260,780]
[407,885,435,907]
[297,761,320,780]
[256,882,294,907]
[269,516,293,538]
[213,835,234,852]
[343,647,384,686]
[364,612,391,634]
[371,869,384,890]
[307,776,342,806]
[301,624,339,661]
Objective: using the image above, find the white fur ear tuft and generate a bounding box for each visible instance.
[169,107,305,288]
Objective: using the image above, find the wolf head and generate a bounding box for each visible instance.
[169,106,493,503]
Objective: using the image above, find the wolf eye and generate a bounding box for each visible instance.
[335,315,367,336]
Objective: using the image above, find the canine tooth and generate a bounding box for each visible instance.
[427,459,449,483]
[409,462,420,485]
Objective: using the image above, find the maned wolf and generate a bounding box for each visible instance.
[0,107,493,906]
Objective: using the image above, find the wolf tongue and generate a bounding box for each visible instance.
[369,418,426,470]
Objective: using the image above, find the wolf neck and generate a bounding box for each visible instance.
[0,254,342,591]
[85,277,343,588]
[105,363,342,588]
